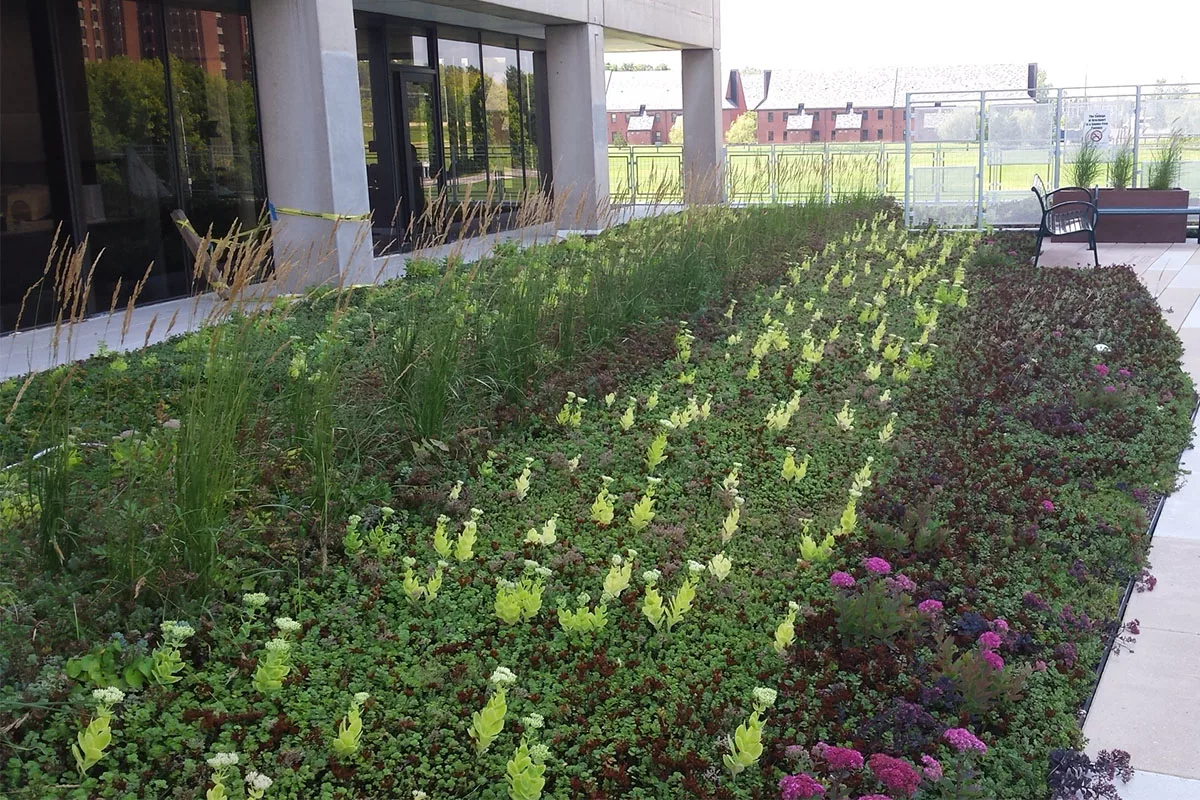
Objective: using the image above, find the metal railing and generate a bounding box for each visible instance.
[904,83,1200,228]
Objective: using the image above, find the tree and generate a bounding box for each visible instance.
[668,115,683,144]
[726,112,758,144]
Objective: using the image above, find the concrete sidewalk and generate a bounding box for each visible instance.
[1041,239,1200,796]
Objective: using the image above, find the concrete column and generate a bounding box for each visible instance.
[251,0,372,289]
[545,23,608,229]
[681,48,724,204]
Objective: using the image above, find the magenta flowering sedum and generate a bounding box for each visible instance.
[1041,500,1055,512]
[981,650,1005,670]
[863,556,891,575]
[943,727,987,753]
[868,753,920,796]
[1094,363,1109,377]
[889,574,916,593]
[1104,385,1117,393]
[779,772,825,799]
[821,746,864,770]
[857,795,893,800]
[1117,367,1131,378]
[977,631,1002,650]
[917,599,943,616]
[992,618,1009,633]
[921,755,943,781]
[830,571,857,589]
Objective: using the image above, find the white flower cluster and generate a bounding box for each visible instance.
[161,620,195,645]
[206,751,240,769]
[752,686,777,710]
[687,560,706,575]
[610,554,623,566]
[489,666,517,687]
[521,712,545,729]
[242,592,269,609]
[265,638,292,654]
[353,692,370,705]
[529,742,551,764]
[523,559,540,571]
[274,617,301,634]
[641,569,662,585]
[412,792,429,800]
[534,566,552,578]
[245,770,273,790]
[92,686,126,707]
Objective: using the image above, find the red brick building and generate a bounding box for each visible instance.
[606,63,1036,146]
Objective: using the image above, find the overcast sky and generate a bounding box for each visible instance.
[607,0,1197,89]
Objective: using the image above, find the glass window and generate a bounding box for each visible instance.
[438,33,485,204]
[63,0,181,307]
[482,41,518,204]
[767,111,774,123]
[165,2,264,264]
[878,109,884,120]
[517,49,540,193]
[1,0,64,330]
[767,130,774,142]
[388,21,429,67]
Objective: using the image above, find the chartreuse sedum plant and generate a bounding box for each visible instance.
[151,620,195,686]
[513,458,534,501]
[332,692,370,758]
[675,320,695,363]
[73,687,124,775]
[707,551,732,581]
[645,430,669,472]
[618,400,636,431]
[642,572,697,632]
[555,392,585,428]
[629,478,660,532]
[495,575,544,625]
[240,592,269,637]
[834,401,856,432]
[343,514,365,556]
[468,667,515,755]
[244,770,273,800]
[432,514,452,557]
[720,495,745,543]
[402,558,444,606]
[723,688,775,777]
[781,447,810,484]
[506,739,548,800]
[205,751,240,800]
[773,602,799,655]
[456,508,483,561]
[591,477,616,526]
[524,515,558,546]
[252,617,301,693]
[602,552,634,600]
[558,592,608,637]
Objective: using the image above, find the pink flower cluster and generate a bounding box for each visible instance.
[921,755,943,781]
[888,574,917,593]
[1095,363,1110,377]
[943,727,988,754]
[863,557,892,575]
[868,753,921,796]
[779,773,826,799]
[821,745,865,771]
[1041,499,1055,512]
[917,599,943,616]
[978,631,1002,650]
[830,571,857,589]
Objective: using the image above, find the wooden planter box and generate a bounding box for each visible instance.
[1052,188,1190,243]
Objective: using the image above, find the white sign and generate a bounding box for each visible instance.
[1085,112,1109,145]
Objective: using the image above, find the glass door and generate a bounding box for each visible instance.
[394,71,441,236]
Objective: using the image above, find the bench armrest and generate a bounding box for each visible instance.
[1045,199,1098,225]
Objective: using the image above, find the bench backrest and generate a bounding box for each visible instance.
[1031,174,1049,215]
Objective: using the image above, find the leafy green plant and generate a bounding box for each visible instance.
[332,692,370,758]
[1069,138,1103,187]
[72,687,124,775]
[1147,129,1185,190]
[505,739,547,800]
[833,576,914,647]
[150,620,195,686]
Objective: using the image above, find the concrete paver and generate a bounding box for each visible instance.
[1115,770,1200,800]
[1156,288,1200,331]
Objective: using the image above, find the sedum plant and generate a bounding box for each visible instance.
[455,508,482,561]
[645,431,669,472]
[555,392,585,428]
[629,479,659,531]
[495,578,543,625]
[468,669,514,755]
[432,514,452,557]
[707,551,732,581]
[723,711,765,777]
[513,458,534,501]
[205,751,240,800]
[643,575,697,632]
[602,554,633,600]
[505,739,547,800]
[72,687,124,775]
[252,617,300,693]
[781,448,810,484]
[720,496,744,543]
[773,603,798,654]
[151,620,195,686]
[591,477,616,526]
[558,595,608,637]
[332,692,370,758]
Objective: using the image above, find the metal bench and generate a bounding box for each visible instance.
[1032,174,1098,267]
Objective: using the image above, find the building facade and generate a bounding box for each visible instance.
[1,0,723,333]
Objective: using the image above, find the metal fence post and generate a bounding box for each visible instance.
[1052,89,1062,188]
[1132,85,1142,189]
[904,93,912,227]
[976,91,986,229]
[770,144,778,204]
[628,148,637,205]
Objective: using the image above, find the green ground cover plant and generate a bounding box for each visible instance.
[0,207,1192,800]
